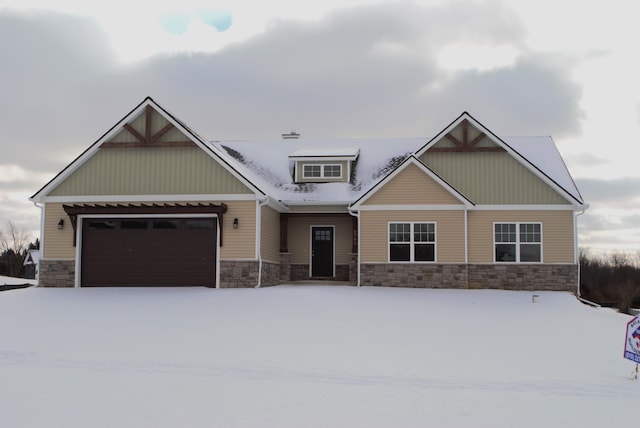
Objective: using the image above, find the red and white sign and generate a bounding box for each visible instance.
[624,315,640,363]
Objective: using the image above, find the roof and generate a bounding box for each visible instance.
[212,137,421,203]
[215,133,584,206]
[289,147,360,160]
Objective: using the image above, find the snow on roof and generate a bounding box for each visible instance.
[503,136,584,204]
[210,134,583,206]
[289,147,360,159]
[211,138,421,203]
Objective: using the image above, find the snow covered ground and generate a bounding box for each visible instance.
[1,285,637,427]
[0,275,37,286]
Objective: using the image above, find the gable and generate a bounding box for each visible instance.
[362,162,464,206]
[418,115,573,205]
[48,146,253,196]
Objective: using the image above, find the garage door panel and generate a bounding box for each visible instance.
[81,217,217,286]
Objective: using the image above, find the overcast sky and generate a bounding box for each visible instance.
[1,0,638,253]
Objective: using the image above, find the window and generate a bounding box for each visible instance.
[302,164,342,179]
[389,222,436,262]
[494,223,541,262]
[303,165,322,178]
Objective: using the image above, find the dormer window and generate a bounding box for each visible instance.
[290,147,359,184]
[303,164,342,179]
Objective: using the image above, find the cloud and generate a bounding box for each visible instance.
[0,2,587,236]
[575,177,640,208]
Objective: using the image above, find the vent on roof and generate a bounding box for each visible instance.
[282,130,300,139]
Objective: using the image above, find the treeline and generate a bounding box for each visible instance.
[580,250,640,313]
[0,221,36,278]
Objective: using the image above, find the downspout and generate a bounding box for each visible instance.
[32,201,44,287]
[348,206,360,287]
[574,205,599,306]
[255,196,269,288]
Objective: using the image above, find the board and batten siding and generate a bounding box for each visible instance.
[420,152,570,205]
[467,210,575,263]
[48,147,252,196]
[287,215,353,265]
[362,163,463,206]
[360,210,465,263]
[260,205,281,263]
[41,200,257,260]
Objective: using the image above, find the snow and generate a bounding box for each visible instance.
[213,135,583,206]
[1,285,637,427]
[0,275,37,286]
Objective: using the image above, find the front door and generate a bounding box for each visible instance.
[311,226,334,277]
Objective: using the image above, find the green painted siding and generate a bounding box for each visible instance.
[420,152,569,205]
[48,147,253,196]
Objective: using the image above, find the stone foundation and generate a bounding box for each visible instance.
[219,260,259,288]
[360,263,577,291]
[260,261,280,287]
[39,260,75,287]
[280,253,291,281]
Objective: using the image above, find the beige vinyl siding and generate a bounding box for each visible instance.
[467,210,575,263]
[363,163,463,206]
[42,203,76,259]
[287,215,353,265]
[420,152,569,205]
[260,205,281,263]
[295,160,349,183]
[219,200,256,260]
[360,210,465,263]
[48,147,252,196]
[42,200,257,260]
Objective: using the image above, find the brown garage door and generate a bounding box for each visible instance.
[81,217,216,286]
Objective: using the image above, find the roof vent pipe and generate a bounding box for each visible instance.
[282,130,300,139]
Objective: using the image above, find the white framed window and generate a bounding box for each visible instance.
[494,222,542,263]
[302,164,342,179]
[389,222,436,262]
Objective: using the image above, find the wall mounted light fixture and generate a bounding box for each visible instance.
[57,219,64,230]
[233,218,239,229]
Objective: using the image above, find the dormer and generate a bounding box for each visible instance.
[289,147,360,184]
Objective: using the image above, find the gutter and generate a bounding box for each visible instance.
[255,196,270,288]
[347,206,360,287]
[31,201,44,287]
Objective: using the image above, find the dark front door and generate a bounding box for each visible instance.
[311,226,334,277]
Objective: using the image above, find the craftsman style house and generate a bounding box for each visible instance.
[31,97,586,290]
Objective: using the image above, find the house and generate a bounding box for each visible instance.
[23,248,40,279]
[30,97,587,290]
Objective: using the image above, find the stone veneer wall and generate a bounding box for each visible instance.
[360,263,577,291]
[219,260,259,288]
[280,253,291,282]
[39,260,75,287]
[260,261,280,287]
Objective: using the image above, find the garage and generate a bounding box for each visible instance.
[80,217,217,286]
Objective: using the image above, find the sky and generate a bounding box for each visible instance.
[0,0,638,254]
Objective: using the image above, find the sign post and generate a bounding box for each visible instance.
[624,315,640,379]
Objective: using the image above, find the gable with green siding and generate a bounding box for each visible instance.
[419,121,570,205]
[48,146,253,196]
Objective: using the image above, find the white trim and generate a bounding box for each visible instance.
[492,222,543,264]
[289,155,359,162]
[301,163,344,180]
[359,204,466,211]
[387,221,437,263]
[309,225,336,277]
[76,213,220,287]
[40,194,258,204]
[474,204,577,211]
